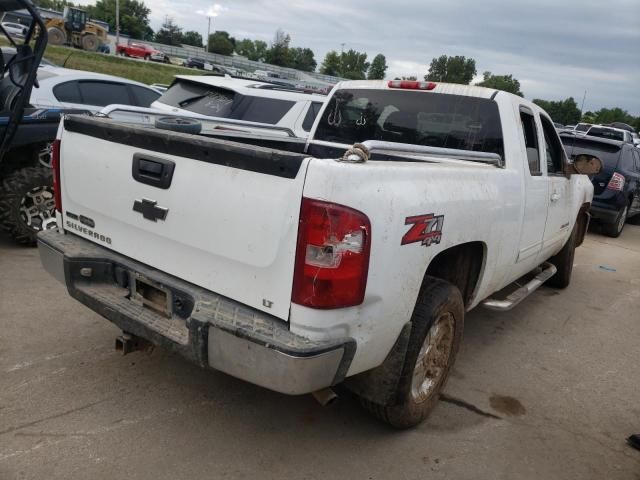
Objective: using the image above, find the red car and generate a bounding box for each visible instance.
[116,43,170,63]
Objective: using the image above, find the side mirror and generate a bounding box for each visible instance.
[572,154,603,175]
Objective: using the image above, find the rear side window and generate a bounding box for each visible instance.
[540,115,565,174]
[314,89,504,158]
[302,101,324,132]
[560,136,622,169]
[158,80,294,124]
[53,81,82,103]
[78,81,131,107]
[129,85,161,107]
[520,108,540,175]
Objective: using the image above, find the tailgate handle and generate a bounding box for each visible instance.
[132,154,175,189]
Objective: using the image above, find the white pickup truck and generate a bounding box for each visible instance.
[38,80,602,428]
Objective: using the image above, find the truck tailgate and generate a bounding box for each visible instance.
[58,116,310,320]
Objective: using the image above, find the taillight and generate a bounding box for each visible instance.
[387,80,436,90]
[51,139,62,212]
[292,198,371,309]
[606,172,625,191]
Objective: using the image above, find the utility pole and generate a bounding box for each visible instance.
[579,89,587,119]
[115,0,120,46]
[340,42,345,77]
[206,15,211,53]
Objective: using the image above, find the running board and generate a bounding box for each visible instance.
[482,262,557,311]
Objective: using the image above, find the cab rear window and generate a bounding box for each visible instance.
[157,80,294,125]
[314,89,504,157]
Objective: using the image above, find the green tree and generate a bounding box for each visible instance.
[477,71,523,96]
[154,16,182,46]
[265,29,291,67]
[207,30,236,55]
[425,55,476,84]
[320,50,341,76]
[289,47,316,72]
[532,97,582,125]
[340,49,369,80]
[85,0,151,39]
[235,39,269,61]
[367,54,387,80]
[181,31,203,48]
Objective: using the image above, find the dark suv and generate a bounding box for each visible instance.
[561,133,640,237]
[183,57,206,69]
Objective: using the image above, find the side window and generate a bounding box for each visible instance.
[77,81,131,107]
[129,85,161,107]
[540,115,565,175]
[53,81,82,103]
[520,108,540,175]
[302,101,324,132]
[231,97,295,125]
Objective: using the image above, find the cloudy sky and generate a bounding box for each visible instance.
[82,0,640,114]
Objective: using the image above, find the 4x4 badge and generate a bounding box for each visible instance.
[133,198,168,222]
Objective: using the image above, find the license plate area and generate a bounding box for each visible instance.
[130,272,172,318]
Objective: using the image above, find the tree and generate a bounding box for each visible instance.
[532,97,581,125]
[181,31,203,48]
[425,55,476,84]
[265,28,291,67]
[207,31,235,55]
[235,39,268,61]
[367,54,387,80]
[340,49,369,80]
[289,47,316,72]
[320,50,341,76]
[477,71,523,96]
[154,16,182,46]
[86,0,152,39]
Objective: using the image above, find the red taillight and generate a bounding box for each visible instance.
[292,198,371,309]
[606,172,625,191]
[51,139,62,212]
[387,80,436,90]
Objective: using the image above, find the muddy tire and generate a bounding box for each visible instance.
[360,277,464,428]
[47,27,66,45]
[602,204,628,238]
[81,34,99,52]
[0,166,55,246]
[547,222,577,289]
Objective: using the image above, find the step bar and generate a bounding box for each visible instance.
[482,262,558,311]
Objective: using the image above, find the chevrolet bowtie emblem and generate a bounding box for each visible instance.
[133,198,168,222]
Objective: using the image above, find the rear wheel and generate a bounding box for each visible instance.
[0,165,56,246]
[602,204,628,238]
[47,27,66,45]
[547,222,577,289]
[144,54,151,61]
[360,277,464,428]
[81,34,99,52]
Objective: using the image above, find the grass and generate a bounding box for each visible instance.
[1,38,203,85]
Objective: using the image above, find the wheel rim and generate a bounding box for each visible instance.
[617,206,628,233]
[19,185,56,233]
[411,312,455,403]
[38,142,53,168]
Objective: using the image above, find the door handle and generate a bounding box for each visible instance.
[132,154,175,189]
[550,192,560,202]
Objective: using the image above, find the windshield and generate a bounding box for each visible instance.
[314,89,504,157]
[157,79,295,124]
[587,127,624,141]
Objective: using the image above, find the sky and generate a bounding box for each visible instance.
[80,0,640,115]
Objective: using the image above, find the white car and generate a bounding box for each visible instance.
[30,67,162,113]
[585,125,634,144]
[1,21,27,37]
[151,75,326,138]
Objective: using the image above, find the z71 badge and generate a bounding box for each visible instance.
[401,213,444,247]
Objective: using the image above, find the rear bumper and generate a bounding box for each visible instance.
[38,229,355,395]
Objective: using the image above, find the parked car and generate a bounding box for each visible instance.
[182,57,207,69]
[116,42,169,63]
[561,132,640,237]
[1,21,27,37]
[151,75,326,138]
[30,67,162,112]
[586,125,634,144]
[40,79,600,428]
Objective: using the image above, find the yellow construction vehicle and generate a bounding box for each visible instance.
[45,7,108,52]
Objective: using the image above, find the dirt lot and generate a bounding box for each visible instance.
[1,227,639,479]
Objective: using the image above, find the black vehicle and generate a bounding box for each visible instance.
[0,0,89,245]
[561,133,640,237]
[183,57,206,69]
